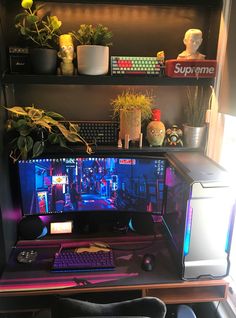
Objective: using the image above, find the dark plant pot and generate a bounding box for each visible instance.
[30,48,57,74]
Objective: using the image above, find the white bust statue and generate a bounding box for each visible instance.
[177,29,206,60]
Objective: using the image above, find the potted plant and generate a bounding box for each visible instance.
[5,105,92,162]
[70,24,113,75]
[183,86,211,148]
[15,0,62,74]
[111,91,153,141]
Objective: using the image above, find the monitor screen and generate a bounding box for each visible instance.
[17,156,166,216]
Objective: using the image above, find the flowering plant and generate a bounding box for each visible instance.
[15,0,62,48]
[6,105,92,162]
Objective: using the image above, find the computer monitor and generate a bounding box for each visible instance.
[17,155,166,216]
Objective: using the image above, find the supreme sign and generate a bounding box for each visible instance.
[165,59,217,78]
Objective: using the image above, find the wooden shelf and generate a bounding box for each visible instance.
[42,145,200,156]
[3,74,214,86]
[145,280,229,304]
[35,0,222,5]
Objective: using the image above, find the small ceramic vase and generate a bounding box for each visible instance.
[146,109,166,146]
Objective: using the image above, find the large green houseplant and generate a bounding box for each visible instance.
[6,105,92,162]
[183,86,212,148]
[111,91,153,141]
[15,0,62,74]
[70,24,113,75]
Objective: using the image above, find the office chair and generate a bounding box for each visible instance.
[177,305,197,318]
[51,296,167,318]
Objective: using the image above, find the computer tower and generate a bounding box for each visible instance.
[163,152,235,280]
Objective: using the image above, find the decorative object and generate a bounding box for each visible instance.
[164,125,183,147]
[165,60,217,78]
[111,91,153,143]
[15,0,62,74]
[183,86,211,148]
[70,24,112,75]
[58,34,75,75]
[146,109,166,147]
[177,29,205,60]
[5,105,92,162]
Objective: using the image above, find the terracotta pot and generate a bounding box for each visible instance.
[119,109,141,141]
[77,45,109,75]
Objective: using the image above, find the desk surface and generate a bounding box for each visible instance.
[0,235,229,305]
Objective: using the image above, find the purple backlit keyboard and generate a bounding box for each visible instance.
[52,249,115,272]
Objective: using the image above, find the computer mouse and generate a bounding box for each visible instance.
[141,253,155,272]
[16,250,38,264]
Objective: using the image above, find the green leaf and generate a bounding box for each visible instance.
[42,116,59,126]
[45,112,64,120]
[18,126,32,137]
[69,123,79,133]
[48,133,59,144]
[15,119,27,128]
[32,141,44,158]
[7,107,28,116]
[33,119,51,131]
[58,135,68,148]
[17,135,33,153]
[26,15,39,24]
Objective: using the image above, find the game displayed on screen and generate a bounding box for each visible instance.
[18,156,166,215]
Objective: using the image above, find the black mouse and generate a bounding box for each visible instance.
[141,253,155,271]
[17,250,38,264]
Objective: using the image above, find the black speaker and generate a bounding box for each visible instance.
[9,46,30,74]
[18,216,47,240]
[129,214,154,235]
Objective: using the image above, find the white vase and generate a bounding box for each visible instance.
[119,109,141,141]
[76,45,109,75]
[183,124,206,148]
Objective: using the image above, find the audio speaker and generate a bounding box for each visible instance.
[18,217,47,240]
[129,214,154,235]
[9,46,30,74]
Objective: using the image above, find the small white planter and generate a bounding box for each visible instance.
[77,45,109,75]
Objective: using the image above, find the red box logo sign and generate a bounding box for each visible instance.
[165,59,217,78]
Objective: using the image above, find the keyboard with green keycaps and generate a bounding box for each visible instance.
[111,56,164,76]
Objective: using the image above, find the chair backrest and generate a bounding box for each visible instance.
[177,305,197,318]
[51,296,167,318]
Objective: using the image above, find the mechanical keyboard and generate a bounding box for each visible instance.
[51,249,115,272]
[78,121,119,145]
[111,56,164,76]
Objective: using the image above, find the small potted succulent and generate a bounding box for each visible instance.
[15,0,62,74]
[70,24,113,75]
[5,105,92,162]
[111,91,153,141]
[183,86,211,148]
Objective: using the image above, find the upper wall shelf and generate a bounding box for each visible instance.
[2,74,214,86]
[38,0,221,5]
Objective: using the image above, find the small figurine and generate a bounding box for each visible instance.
[177,29,206,60]
[146,109,166,147]
[58,34,75,75]
[164,125,183,147]
[156,50,165,76]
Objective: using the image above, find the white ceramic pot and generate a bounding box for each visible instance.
[76,45,109,75]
